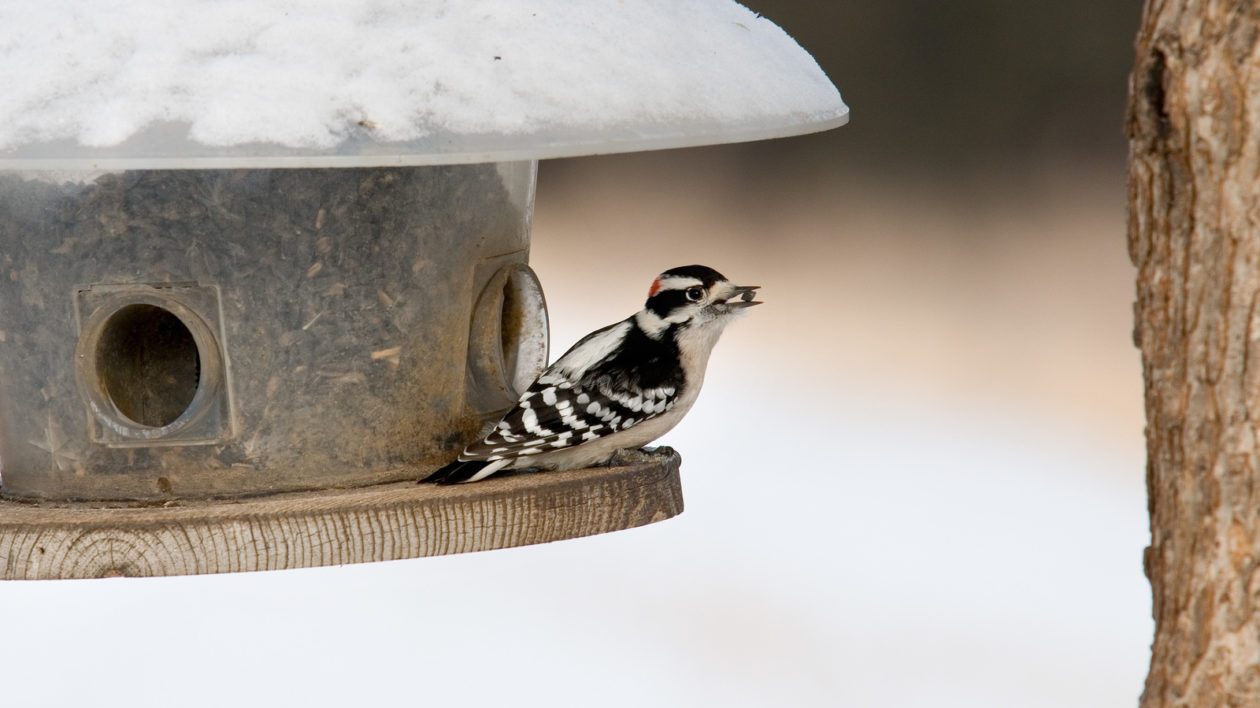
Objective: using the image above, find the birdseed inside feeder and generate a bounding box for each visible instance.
[0,0,846,579]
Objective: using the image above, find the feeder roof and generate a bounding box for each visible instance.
[0,0,847,169]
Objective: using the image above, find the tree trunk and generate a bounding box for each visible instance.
[1129,2,1260,706]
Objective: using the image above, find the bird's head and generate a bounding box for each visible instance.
[637,265,760,337]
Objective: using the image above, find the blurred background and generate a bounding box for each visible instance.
[0,2,1148,707]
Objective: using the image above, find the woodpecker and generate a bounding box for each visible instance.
[422,264,760,484]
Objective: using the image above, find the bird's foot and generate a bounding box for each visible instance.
[607,446,675,467]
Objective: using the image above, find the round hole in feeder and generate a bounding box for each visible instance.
[73,285,230,449]
[94,303,202,428]
[468,263,549,411]
[498,271,538,394]
[497,265,548,396]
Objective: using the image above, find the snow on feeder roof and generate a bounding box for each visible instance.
[0,0,848,169]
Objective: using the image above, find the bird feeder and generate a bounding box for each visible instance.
[0,0,846,579]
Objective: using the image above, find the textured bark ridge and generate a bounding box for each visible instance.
[1128,2,1260,705]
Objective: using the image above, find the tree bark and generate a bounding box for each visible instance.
[1129,2,1260,706]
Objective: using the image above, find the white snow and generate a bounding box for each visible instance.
[0,0,847,166]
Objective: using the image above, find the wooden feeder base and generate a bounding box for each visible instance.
[0,449,682,580]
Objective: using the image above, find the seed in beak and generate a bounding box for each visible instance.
[733,285,762,306]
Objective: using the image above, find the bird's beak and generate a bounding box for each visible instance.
[728,285,762,308]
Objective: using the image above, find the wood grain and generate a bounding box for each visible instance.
[0,449,683,580]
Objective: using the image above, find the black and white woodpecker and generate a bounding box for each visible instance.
[422,265,760,484]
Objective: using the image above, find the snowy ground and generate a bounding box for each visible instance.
[0,155,1149,707]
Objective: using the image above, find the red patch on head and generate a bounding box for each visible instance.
[648,278,662,297]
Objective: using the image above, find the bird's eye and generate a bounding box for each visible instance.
[685,287,704,302]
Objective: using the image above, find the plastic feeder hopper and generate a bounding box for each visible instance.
[0,0,846,578]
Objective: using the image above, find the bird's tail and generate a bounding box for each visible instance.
[419,458,507,485]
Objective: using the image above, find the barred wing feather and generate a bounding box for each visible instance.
[461,319,681,462]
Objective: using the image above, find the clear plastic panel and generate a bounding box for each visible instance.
[0,162,544,501]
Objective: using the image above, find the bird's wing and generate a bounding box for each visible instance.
[460,320,681,461]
